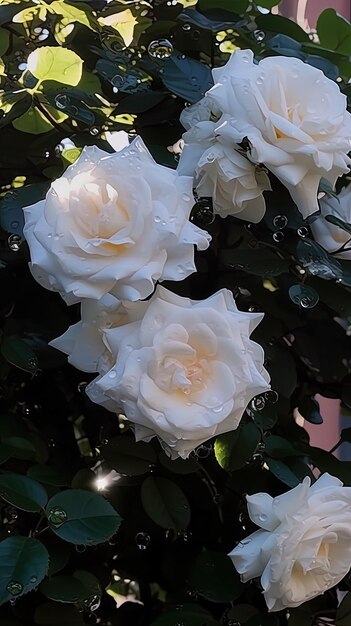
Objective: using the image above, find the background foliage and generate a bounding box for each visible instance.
[0,0,351,625]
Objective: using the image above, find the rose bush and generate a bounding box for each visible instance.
[311,185,351,258]
[229,473,351,611]
[178,98,271,221]
[185,50,351,220]
[82,286,270,458]
[23,137,210,303]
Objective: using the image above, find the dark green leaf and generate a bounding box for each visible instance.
[27,464,71,487]
[337,592,351,626]
[297,238,343,280]
[221,248,290,276]
[215,423,261,471]
[190,551,243,602]
[265,435,302,458]
[3,436,36,460]
[341,427,351,443]
[256,13,310,42]
[40,570,100,604]
[46,489,121,545]
[0,182,49,236]
[161,54,213,103]
[298,397,323,425]
[0,474,48,512]
[101,436,157,476]
[141,476,191,530]
[266,458,300,487]
[0,536,49,605]
[159,451,199,474]
[35,602,83,625]
[1,336,39,374]
[150,605,213,626]
[317,9,351,55]
[198,0,249,13]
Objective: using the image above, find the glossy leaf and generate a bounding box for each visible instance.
[0,474,48,512]
[141,476,191,530]
[0,536,49,606]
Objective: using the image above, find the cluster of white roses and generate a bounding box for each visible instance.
[23,50,351,610]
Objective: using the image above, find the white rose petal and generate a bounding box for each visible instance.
[311,185,351,259]
[229,473,351,611]
[85,285,270,458]
[200,50,351,219]
[23,138,211,304]
[178,97,270,222]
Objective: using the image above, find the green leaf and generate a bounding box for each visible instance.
[12,106,54,134]
[215,423,261,471]
[0,474,48,512]
[317,9,351,55]
[325,214,351,236]
[40,570,100,604]
[50,0,97,31]
[297,238,343,280]
[1,336,39,374]
[337,592,351,626]
[198,0,249,12]
[161,54,213,103]
[0,536,49,605]
[27,464,70,487]
[27,46,83,86]
[266,458,301,488]
[0,28,10,56]
[190,551,243,602]
[101,436,157,476]
[46,489,121,545]
[141,476,191,530]
[62,147,81,164]
[3,436,36,460]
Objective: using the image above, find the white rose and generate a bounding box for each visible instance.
[23,137,210,304]
[229,473,351,612]
[86,285,270,459]
[49,294,147,374]
[311,186,351,259]
[205,50,351,219]
[178,97,271,222]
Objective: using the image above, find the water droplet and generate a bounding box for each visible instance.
[18,62,27,71]
[8,234,23,252]
[182,23,191,31]
[48,506,67,526]
[195,444,212,458]
[191,202,214,226]
[297,226,309,237]
[258,513,267,522]
[6,581,23,596]
[10,220,19,230]
[77,381,87,394]
[154,215,161,223]
[206,152,216,163]
[108,370,117,379]
[213,405,223,413]
[75,544,86,553]
[90,127,99,136]
[135,531,151,550]
[264,390,279,404]
[148,39,173,59]
[29,575,37,584]
[55,94,70,110]
[250,396,265,412]
[181,193,191,202]
[254,29,265,42]
[273,214,288,229]
[272,231,284,243]
[87,594,100,611]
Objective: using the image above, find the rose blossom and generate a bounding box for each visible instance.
[23,137,210,304]
[85,285,270,459]
[201,50,351,219]
[178,97,271,222]
[49,294,147,375]
[311,186,351,259]
[229,473,351,611]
